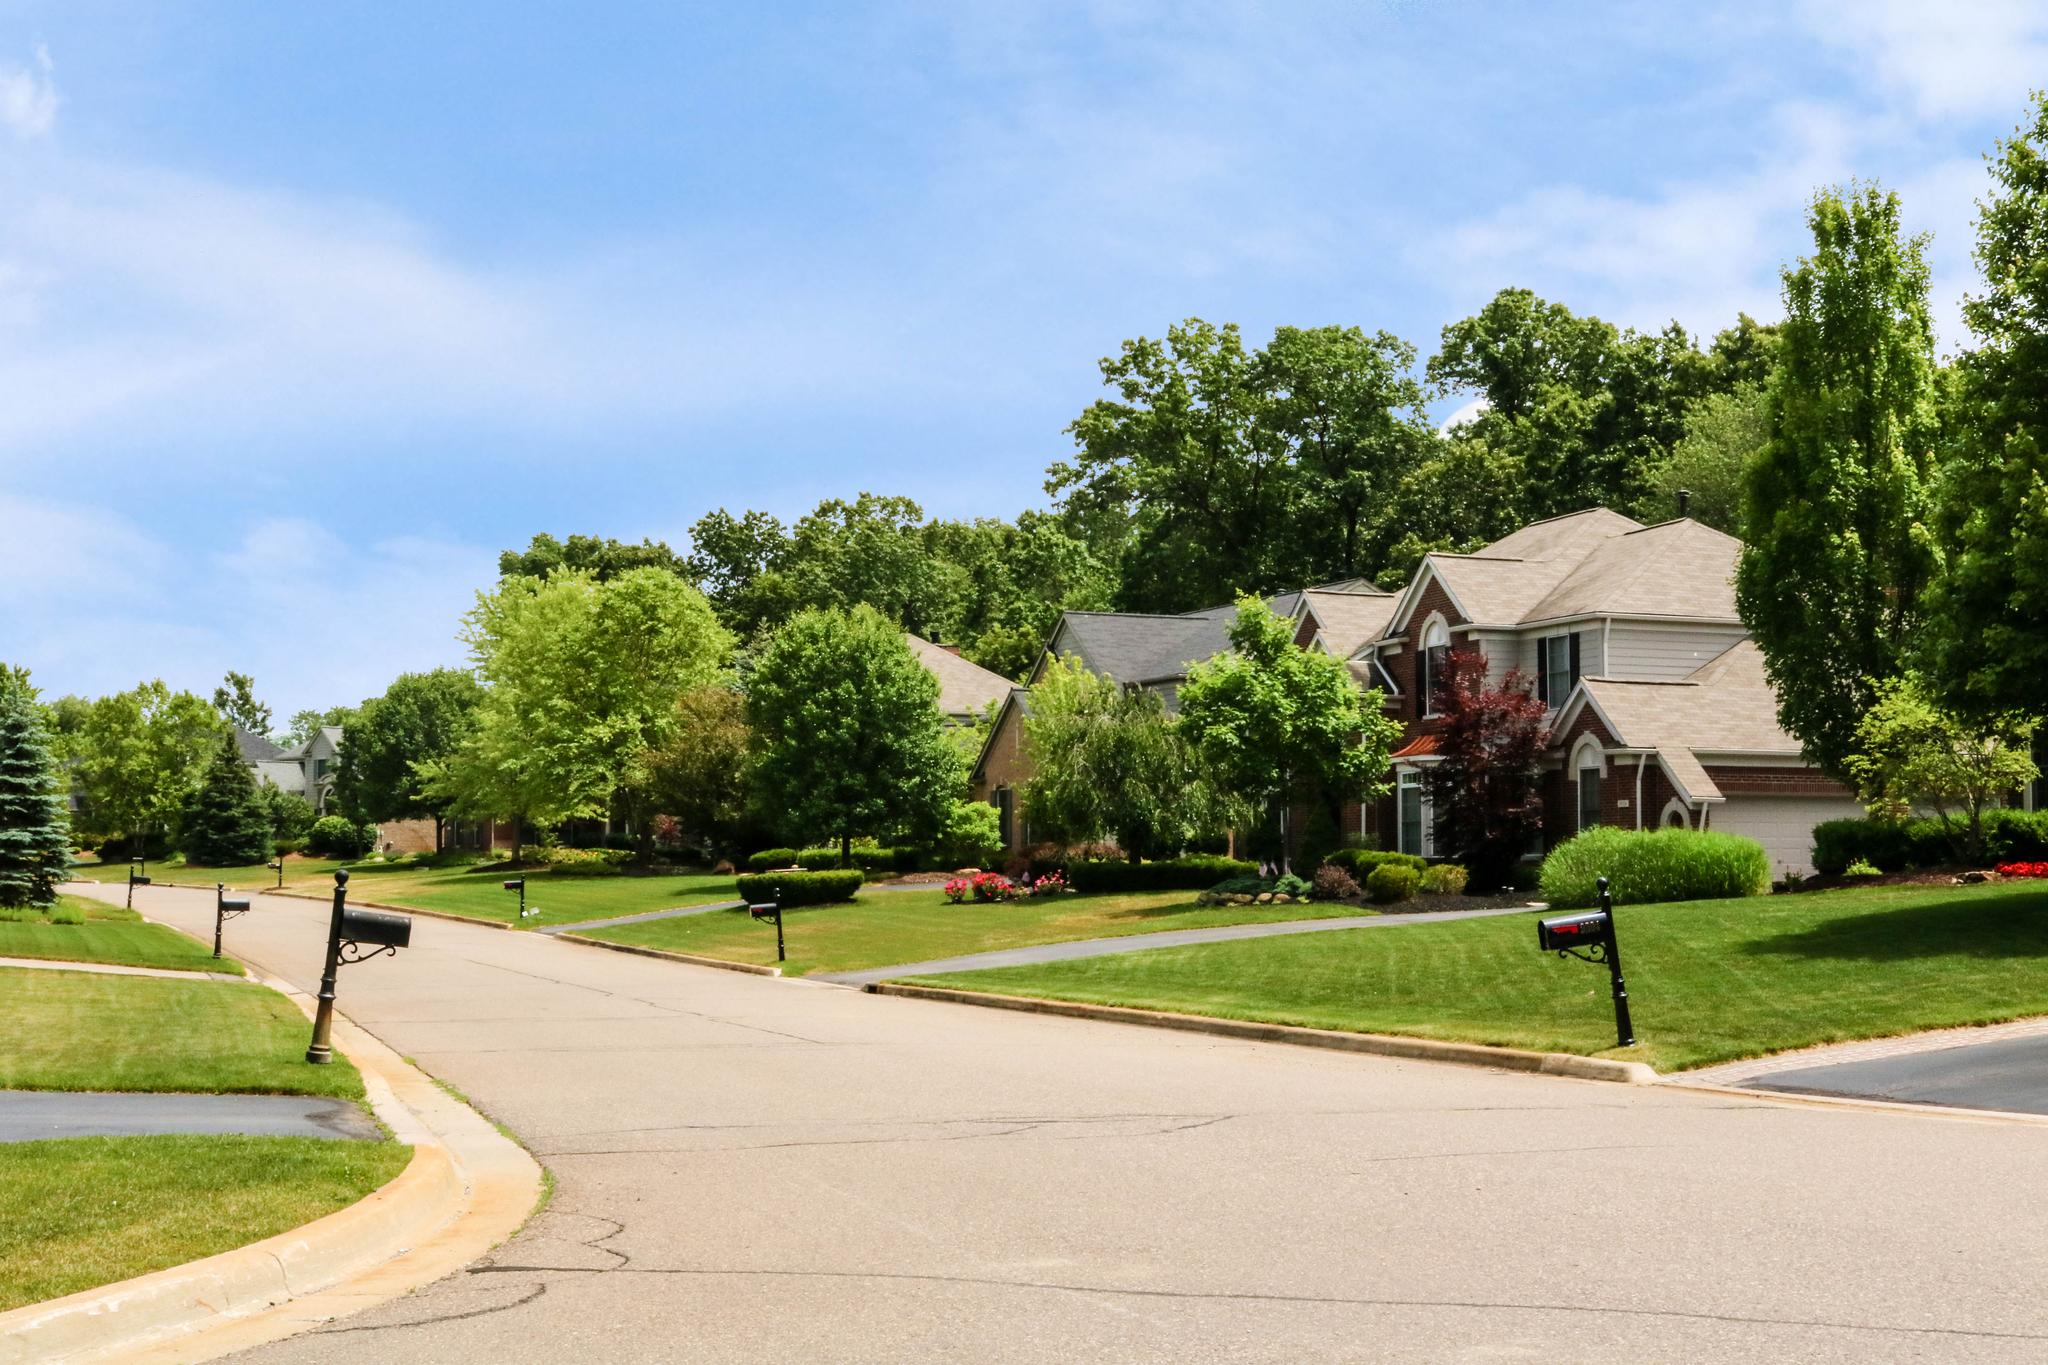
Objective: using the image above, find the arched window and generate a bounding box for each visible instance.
[1571,734,1607,832]
[1419,616,1451,715]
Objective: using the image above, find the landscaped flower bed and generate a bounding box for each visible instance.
[1997,861,2048,879]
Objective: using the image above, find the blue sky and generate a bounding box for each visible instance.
[2,1,2042,718]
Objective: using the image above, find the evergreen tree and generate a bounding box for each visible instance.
[1735,184,1940,777]
[180,731,275,866]
[0,675,72,909]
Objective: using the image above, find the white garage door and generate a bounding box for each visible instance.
[1710,794,1865,878]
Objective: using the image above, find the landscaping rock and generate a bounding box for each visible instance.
[1957,870,1990,885]
[1272,893,1292,904]
[1256,892,1274,904]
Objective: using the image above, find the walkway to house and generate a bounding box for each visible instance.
[0,954,245,983]
[812,904,1542,986]
[0,1090,383,1142]
[1678,1015,2048,1117]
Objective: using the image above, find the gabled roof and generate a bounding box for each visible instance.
[907,635,1013,719]
[1298,586,1399,659]
[1043,608,1241,686]
[233,727,285,763]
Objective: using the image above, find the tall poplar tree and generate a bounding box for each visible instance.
[1735,185,1940,777]
[0,673,72,909]
[1927,94,2048,719]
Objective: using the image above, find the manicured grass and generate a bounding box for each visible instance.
[68,854,349,890]
[0,968,364,1099]
[581,888,1374,975]
[325,860,739,928]
[912,881,2048,1074]
[0,1134,411,1312]
[0,896,242,975]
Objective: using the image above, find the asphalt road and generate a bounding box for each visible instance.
[77,881,2048,1363]
[1752,1032,2048,1115]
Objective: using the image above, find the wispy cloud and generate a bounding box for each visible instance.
[1798,0,2048,121]
[0,44,55,139]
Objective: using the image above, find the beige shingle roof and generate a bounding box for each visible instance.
[1300,588,1400,659]
[907,635,1013,719]
[1523,519,1741,623]
[1578,641,1799,755]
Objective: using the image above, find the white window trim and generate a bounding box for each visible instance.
[1540,630,1574,710]
[1419,613,1450,720]
[1396,768,1435,858]
[1660,798,1692,829]
[1568,733,1608,777]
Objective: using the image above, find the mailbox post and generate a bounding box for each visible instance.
[213,884,252,959]
[750,897,784,963]
[267,857,284,889]
[503,876,537,920]
[126,858,151,910]
[305,869,414,1065]
[1535,876,1636,1048]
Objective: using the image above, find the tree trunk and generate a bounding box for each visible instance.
[840,830,851,867]
[432,816,444,854]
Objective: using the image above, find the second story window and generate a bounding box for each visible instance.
[1537,631,1581,706]
[1419,619,1450,716]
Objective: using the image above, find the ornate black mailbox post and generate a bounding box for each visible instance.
[503,877,538,920]
[750,896,784,963]
[305,869,414,1065]
[126,859,151,910]
[1536,875,1636,1048]
[213,884,252,959]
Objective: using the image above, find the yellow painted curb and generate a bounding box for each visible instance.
[558,932,783,977]
[0,974,544,1363]
[868,982,1659,1085]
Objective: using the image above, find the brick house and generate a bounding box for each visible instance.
[1358,508,1861,877]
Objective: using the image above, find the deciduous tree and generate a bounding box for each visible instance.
[1736,184,1941,777]
[645,686,753,857]
[332,669,483,851]
[70,681,222,849]
[211,672,273,739]
[1422,650,1550,890]
[1846,674,2038,861]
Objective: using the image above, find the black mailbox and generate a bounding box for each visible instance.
[1537,910,1610,952]
[220,895,250,913]
[340,906,413,949]
[131,874,152,887]
[749,903,777,920]
[502,878,524,891]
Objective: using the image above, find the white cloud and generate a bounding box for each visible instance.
[1798,0,2048,121]
[0,492,491,716]
[0,44,55,140]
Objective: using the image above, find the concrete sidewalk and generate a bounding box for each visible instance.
[58,878,2048,1363]
[0,1090,382,1142]
[535,900,741,935]
[815,903,1539,985]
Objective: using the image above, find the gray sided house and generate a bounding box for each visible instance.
[238,725,344,816]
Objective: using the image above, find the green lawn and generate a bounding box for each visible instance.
[0,896,242,975]
[581,888,1374,975]
[68,853,349,890]
[0,1134,411,1312]
[0,967,364,1098]
[324,860,739,928]
[912,881,2048,1074]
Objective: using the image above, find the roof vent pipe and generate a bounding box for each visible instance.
[1676,488,1692,519]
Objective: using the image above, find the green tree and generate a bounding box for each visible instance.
[257,783,317,846]
[1736,184,1941,777]
[332,669,483,851]
[1634,382,1767,532]
[1926,94,2048,720]
[1429,288,1716,521]
[1020,655,1223,860]
[180,731,275,866]
[1177,598,1399,871]
[0,672,71,908]
[210,672,273,738]
[927,512,1114,678]
[1845,674,2038,860]
[70,682,222,848]
[439,568,733,856]
[745,605,957,860]
[283,706,360,747]
[684,508,798,640]
[645,686,753,856]
[498,532,689,583]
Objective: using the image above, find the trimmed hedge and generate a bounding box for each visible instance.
[1812,809,2048,875]
[795,845,923,873]
[1539,826,1770,909]
[746,848,800,872]
[1366,864,1419,903]
[1325,848,1426,878]
[734,869,863,907]
[1067,856,1258,894]
[308,816,377,859]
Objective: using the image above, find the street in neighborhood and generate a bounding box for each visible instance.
[76,881,2048,1364]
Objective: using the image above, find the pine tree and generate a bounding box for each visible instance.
[0,679,72,909]
[179,731,274,867]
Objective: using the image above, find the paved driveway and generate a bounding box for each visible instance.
[78,881,2048,1363]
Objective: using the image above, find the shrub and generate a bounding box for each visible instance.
[1365,864,1419,903]
[1310,864,1360,901]
[1325,848,1426,878]
[1538,826,1771,909]
[937,799,1004,869]
[797,847,843,870]
[1998,861,2048,879]
[308,815,377,859]
[1208,875,1272,897]
[1067,856,1258,894]
[1419,863,1469,896]
[746,848,800,873]
[734,869,863,907]
[1813,810,2048,874]
[1843,858,1882,877]
[1273,872,1310,898]
[543,846,633,877]
[1024,869,1067,896]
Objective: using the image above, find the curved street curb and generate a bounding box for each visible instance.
[866,982,1658,1084]
[0,972,545,1363]
[556,932,783,977]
